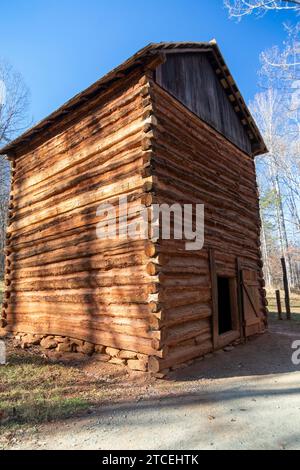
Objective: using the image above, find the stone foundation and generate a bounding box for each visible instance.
[14,332,148,372]
[11,333,245,379]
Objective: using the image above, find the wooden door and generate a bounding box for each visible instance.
[209,249,241,350]
[240,268,262,337]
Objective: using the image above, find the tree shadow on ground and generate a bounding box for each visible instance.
[168,320,300,382]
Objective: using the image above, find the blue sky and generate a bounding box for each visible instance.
[0,0,296,124]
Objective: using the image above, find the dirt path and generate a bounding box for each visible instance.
[5,319,300,450]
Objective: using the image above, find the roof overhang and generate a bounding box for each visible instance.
[0,41,268,158]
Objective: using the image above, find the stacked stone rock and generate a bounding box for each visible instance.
[12,332,241,378]
[14,333,148,371]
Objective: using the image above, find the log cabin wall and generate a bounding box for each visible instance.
[147,80,267,373]
[2,69,163,359]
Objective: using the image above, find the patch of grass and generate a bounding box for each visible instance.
[0,346,113,430]
[0,281,97,428]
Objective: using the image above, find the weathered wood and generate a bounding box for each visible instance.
[148,340,212,373]
[156,53,251,154]
[275,289,283,321]
[281,257,291,320]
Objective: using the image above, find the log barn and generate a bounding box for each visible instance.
[0,42,268,374]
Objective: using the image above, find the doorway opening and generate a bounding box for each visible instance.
[217,276,232,335]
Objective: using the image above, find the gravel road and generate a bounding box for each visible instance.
[6,319,300,450]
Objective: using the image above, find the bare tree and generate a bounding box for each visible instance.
[0,60,29,145]
[224,0,300,290]
[0,59,30,278]
[250,88,300,287]
[0,160,10,276]
[259,24,300,89]
[225,0,300,83]
[224,0,300,19]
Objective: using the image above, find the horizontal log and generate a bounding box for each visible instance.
[164,319,211,346]
[9,252,148,279]
[6,311,151,337]
[10,273,155,291]
[159,275,211,288]
[5,301,153,319]
[160,287,211,308]
[10,286,150,304]
[5,318,161,357]
[148,339,213,372]
[163,303,211,327]
[10,238,149,269]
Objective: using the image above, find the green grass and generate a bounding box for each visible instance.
[0,341,121,439]
[0,280,123,437]
[0,351,93,428]
[0,280,89,428]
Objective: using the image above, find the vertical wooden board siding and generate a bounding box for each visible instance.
[150,82,265,368]
[3,71,159,356]
[156,53,252,155]
[241,268,264,336]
